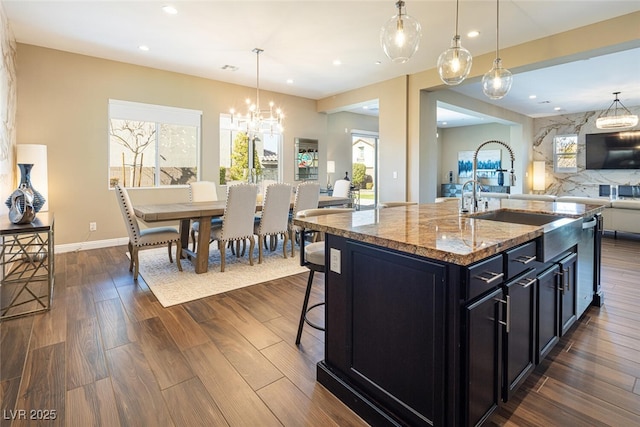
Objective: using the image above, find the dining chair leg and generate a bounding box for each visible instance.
[132,247,140,281]
[175,244,183,272]
[248,236,255,266]
[128,241,134,272]
[220,240,227,272]
[258,236,264,264]
[281,232,288,259]
[190,229,197,252]
[168,242,174,263]
[290,230,295,258]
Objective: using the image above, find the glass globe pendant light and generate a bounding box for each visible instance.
[380,0,422,64]
[437,0,472,85]
[482,0,512,99]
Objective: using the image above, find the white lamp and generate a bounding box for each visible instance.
[327,160,335,189]
[532,160,545,192]
[17,144,48,212]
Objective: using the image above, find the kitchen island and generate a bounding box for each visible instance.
[294,199,605,426]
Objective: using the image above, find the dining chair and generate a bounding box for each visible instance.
[254,183,292,263]
[378,201,418,208]
[294,207,353,345]
[332,179,351,198]
[210,183,259,272]
[114,185,182,281]
[289,181,321,257]
[188,180,220,251]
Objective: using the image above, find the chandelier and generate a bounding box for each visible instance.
[380,0,422,64]
[596,92,639,130]
[230,48,284,135]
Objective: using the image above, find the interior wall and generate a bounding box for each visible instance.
[439,123,512,189]
[0,2,16,217]
[318,76,407,202]
[326,112,378,186]
[16,44,327,246]
[532,105,640,197]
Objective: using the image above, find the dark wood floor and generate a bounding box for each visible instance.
[1,235,639,426]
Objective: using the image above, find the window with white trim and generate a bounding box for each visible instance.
[108,99,201,188]
[553,134,578,173]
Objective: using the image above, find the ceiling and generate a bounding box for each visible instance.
[4,1,640,126]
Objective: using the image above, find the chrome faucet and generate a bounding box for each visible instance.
[467,140,517,213]
[460,179,482,213]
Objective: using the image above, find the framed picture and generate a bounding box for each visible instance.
[458,150,502,179]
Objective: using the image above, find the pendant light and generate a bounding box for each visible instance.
[596,92,639,129]
[437,0,472,85]
[380,0,422,64]
[482,0,512,99]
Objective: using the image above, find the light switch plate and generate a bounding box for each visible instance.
[330,248,341,274]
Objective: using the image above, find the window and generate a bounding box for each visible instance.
[109,100,201,188]
[553,134,578,173]
[219,114,282,184]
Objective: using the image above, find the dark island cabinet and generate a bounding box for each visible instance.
[320,236,448,426]
[464,286,503,427]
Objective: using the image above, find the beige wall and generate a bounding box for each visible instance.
[0,2,16,216]
[319,76,407,202]
[16,44,328,247]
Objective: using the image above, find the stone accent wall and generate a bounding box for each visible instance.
[532,106,640,197]
[0,2,17,216]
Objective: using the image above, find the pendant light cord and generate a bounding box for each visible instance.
[495,0,500,59]
[455,0,459,36]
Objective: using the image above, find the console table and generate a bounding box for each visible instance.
[0,213,55,321]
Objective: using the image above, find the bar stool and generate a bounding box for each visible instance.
[295,207,353,346]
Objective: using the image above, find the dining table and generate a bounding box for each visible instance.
[134,195,351,274]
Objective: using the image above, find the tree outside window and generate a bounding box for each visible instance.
[108,100,201,188]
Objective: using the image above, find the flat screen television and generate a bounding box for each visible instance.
[585,130,640,169]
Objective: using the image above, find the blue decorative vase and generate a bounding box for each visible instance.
[5,163,46,224]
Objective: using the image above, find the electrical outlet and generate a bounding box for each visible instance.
[89,222,97,232]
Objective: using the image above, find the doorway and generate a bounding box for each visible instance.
[352,132,378,208]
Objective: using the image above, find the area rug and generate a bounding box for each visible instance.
[133,241,307,307]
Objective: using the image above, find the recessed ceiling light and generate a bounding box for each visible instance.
[138,45,149,51]
[467,30,480,38]
[286,79,294,84]
[333,59,342,66]
[442,121,448,125]
[554,107,562,111]
[375,60,382,65]
[529,94,537,99]
[162,5,177,15]
[221,64,238,71]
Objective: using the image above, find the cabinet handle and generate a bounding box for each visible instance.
[495,296,511,334]
[564,268,570,292]
[516,277,536,288]
[514,255,536,264]
[556,269,566,294]
[475,271,504,284]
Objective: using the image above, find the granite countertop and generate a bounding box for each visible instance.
[294,199,605,266]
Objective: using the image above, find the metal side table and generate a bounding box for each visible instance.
[0,213,54,321]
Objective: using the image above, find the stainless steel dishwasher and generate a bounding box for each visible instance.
[577,216,598,317]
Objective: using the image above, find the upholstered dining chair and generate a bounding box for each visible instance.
[378,201,418,208]
[294,207,353,345]
[188,181,220,251]
[209,183,259,272]
[254,183,292,263]
[289,181,321,257]
[114,185,182,281]
[332,179,351,198]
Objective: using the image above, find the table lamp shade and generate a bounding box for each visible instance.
[17,144,48,212]
[532,160,545,192]
[327,160,335,174]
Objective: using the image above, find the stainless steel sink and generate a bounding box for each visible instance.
[471,210,560,226]
[471,209,583,262]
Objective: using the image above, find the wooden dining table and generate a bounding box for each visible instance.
[134,195,351,273]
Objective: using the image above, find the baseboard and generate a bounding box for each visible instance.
[55,237,129,254]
